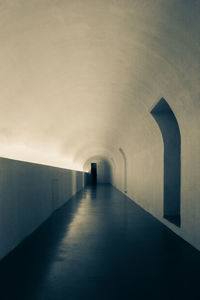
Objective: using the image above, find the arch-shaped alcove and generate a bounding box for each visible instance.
[151,98,181,226]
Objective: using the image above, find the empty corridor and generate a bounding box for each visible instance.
[0,185,199,300]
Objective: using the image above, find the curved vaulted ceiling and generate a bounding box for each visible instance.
[0,0,199,170]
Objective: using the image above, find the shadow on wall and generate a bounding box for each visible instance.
[151,98,181,227]
[51,178,60,211]
[119,147,127,194]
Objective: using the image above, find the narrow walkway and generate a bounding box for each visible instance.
[0,185,200,300]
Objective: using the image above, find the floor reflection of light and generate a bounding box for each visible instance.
[57,189,98,252]
[62,197,95,243]
[46,194,101,282]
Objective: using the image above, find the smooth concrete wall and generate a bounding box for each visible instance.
[0,157,87,261]
[107,1,200,251]
[112,99,200,251]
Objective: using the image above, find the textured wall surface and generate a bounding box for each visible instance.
[0,1,199,250]
[0,158,87,260]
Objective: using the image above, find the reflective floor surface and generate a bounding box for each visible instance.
[0,185,200,300]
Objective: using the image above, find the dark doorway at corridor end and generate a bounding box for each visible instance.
[83,156,112,185]
[91,163,97,185]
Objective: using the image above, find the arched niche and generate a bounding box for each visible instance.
[151,98,181,227]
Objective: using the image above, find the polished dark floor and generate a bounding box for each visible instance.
[0,185,200,300]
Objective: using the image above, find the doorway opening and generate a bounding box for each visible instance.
[151,98,181,227]
[83,157,112,185]
[91,163,97,185]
